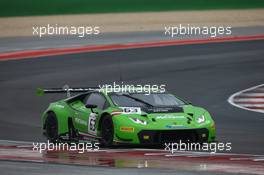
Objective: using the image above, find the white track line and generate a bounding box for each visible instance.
[237,93,264,96]
[233,99,264,102]
[240,104,264,107]
[228,84,264,114]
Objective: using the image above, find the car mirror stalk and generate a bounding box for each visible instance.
[85,104,98,113]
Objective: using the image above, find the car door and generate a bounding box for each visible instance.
[74,92,108,136]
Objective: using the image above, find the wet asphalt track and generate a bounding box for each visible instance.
[0,40,264,156]
[0,160,241,175]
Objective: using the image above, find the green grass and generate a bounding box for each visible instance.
[1,0,264,17]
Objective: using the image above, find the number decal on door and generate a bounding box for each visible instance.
[88,113,97,135]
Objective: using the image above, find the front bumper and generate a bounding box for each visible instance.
[115,128,214,145]
[113,115,216,145]
[137,128,209,144]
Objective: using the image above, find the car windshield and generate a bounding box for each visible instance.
[110,93,186,107]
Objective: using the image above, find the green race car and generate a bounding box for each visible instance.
[39,87,216,147]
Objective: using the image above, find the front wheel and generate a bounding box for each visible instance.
[100,115,114,147]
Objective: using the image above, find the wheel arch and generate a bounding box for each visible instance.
[43,108,69,135]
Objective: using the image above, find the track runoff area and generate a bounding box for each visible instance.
[0,36,264,175]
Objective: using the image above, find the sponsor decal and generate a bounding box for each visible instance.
[55,104,64,108]
[120,126,134,132]
[165,124,187,129]
[156,115,185,119]
[120,107,141,114]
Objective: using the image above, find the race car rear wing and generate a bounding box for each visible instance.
[36,85,99,97]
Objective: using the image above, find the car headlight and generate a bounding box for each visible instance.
[196,115,205,124]
[129,117,147,125]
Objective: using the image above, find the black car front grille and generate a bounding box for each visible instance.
[138,128,209,144]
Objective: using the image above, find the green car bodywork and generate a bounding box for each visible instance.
[41,88,216,146]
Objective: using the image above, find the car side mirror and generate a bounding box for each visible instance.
[85,104,98,113]
[85,104,97,109]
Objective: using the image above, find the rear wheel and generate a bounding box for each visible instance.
[100,115,114,147]
[45,112,58,143]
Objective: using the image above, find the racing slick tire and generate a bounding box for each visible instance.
[100,115,114,147]
[45,112,59,143]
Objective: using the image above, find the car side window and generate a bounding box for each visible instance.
[85,93,107,110]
